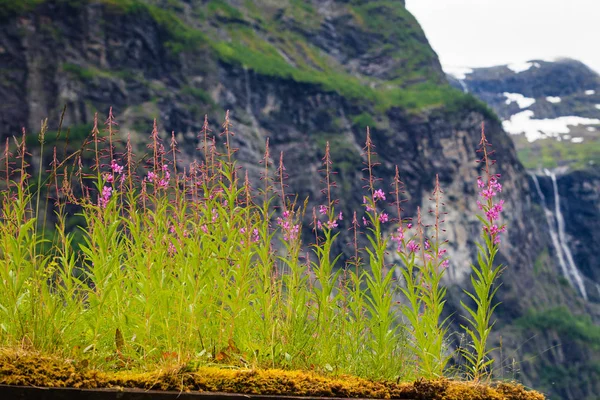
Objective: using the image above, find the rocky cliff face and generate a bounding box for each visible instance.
[1,1,598,399]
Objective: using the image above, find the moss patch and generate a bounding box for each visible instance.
[0,349,544,399]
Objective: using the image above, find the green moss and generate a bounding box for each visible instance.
[206,0,243,20]
[0,0,44,20]
[533,249,549,276]
[351,113,376,131]
[181,86,213,104]
[515,136,600,170]
[517,307,600,350]
[0,349,545,399]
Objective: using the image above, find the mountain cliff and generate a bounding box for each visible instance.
[1,1,599,399]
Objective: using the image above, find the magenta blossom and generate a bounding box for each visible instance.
[111,160,124,174]
[373,189,386,201]
[379,213,389,223]
[363,196,374,212]
[407,240,419,253]
[98,186,112,208]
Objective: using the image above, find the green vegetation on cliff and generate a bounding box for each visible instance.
[2,0,494,118]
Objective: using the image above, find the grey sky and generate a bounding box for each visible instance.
[406,0,600,74]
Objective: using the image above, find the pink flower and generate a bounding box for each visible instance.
[490,176,502,192]
[200,224,208,234]
[319,205,328,215]
[111,160,124,174]
[252,228,260,243]
[363,196,374,212]
[103,173,114,183]
[407,240,419,253]
[477,178,485,189]
[338,211,343,221]
[168,242,176,255]
[379,213,389,223]
[406,223,413,229]
[441,260,450,269]
[325,219,338,229]
[98,186,112,208]
[480,188,496,199]
[362,216,368,226]
[373,189,386,201]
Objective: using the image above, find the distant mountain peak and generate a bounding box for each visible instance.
[445,58,600,169]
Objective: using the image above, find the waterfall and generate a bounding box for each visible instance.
[458,79,469,93]
[546,169,587,300]
[243,67,261,137]
[530,172,587,299]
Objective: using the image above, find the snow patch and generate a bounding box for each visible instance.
[507,61,538,74]
[444,66,473,80]
[546,96,561,103]
[571,137,584,143]
[585,90,596,95]
[504,92,536,109]
[595,104,600,110]
[502,110,600,142]
[587,127,597,132]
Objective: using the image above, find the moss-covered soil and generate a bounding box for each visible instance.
[0,349,543,400]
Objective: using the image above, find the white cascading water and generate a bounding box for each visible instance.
[530,171,587,299]
[244,67,261,137]
[458,79,469,93]
[545,169,587,300]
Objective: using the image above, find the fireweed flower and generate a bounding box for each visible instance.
[373,188,386,201]
[98,186,112,208]
[478,174,506,243]
[103,173,114,183]
[363,196,374,212]
[379,212,389,223]
[390,227,405,252]
[319,205,328,215]
[325,219,338,229]
[407,240,419,253]
[277,210,300,241]
[111,160,124,174]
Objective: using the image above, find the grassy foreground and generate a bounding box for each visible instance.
[0,110,542,398]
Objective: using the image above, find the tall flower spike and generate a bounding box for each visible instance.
[319,141,337,208]
[92,113,100,173]
[105,107,118,165]
[259,138,272,206]
[220,110,237,164]
[362,127,381,195]
[393,165,406,225]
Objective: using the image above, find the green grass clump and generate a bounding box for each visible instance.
[0,111,511,389]
[515,136,600,170]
